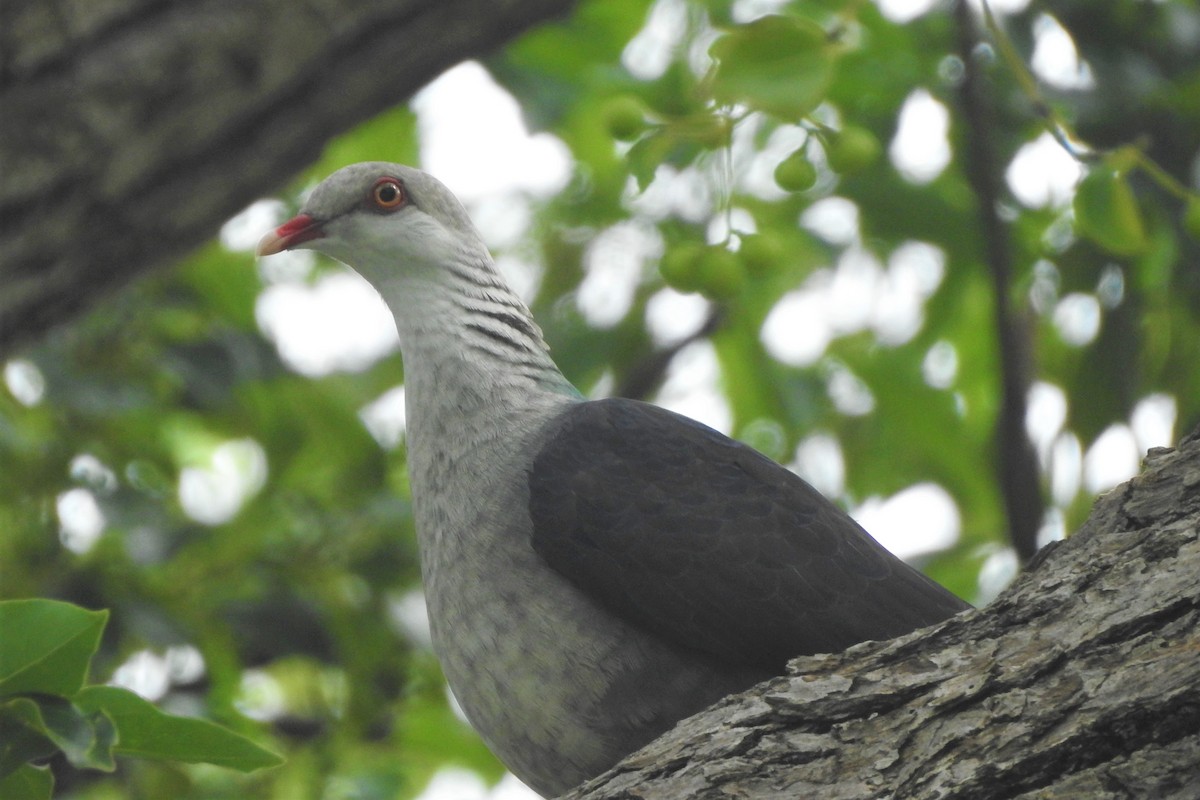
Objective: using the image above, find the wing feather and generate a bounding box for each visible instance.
[529,398,969,670]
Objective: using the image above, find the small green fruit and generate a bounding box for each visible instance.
[696,247,747,300]
[602,96,648,142]
[738,233,785,277]
[774,151,817,192]
[692,114,733,149]
[659,242,706,292]
[827,125,880,174]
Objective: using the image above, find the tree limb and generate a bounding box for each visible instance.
[614,309,723,401]
[952,0,1044,562]
[568,425,1200,799]
[0,0,576,354]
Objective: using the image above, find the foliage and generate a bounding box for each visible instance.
[0,599,280,799]
[2,0,1198,797]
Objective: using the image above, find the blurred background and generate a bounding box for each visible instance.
[2,0,1198,797]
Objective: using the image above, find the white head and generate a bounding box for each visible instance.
[256,162,490,289]
[257,163,571,398]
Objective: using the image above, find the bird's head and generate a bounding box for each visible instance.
[256,162,488,285]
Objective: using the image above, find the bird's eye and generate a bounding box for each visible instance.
[371,179,406,210]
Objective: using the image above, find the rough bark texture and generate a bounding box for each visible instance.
[568,426,1200,800]
[0,0,576,355]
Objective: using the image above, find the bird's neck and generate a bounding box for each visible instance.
[374,256,579,456]
[374,256,578,564]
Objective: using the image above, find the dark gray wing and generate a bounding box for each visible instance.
[529,398,970,671]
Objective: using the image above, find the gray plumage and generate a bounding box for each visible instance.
[257,162,970,796]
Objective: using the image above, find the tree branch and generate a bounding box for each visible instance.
[952,0,1044,562]
[568,425,1200,799]
[614,309,723,401]
[0,0,576,355]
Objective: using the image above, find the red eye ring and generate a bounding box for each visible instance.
[371,178,406,210]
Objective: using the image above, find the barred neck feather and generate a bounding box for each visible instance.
[378,248,579,539]
[377,249,579,412]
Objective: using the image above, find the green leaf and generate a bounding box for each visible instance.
[710,15,834,119]
[0,696,116,774]
[0,764,53,800]
[0,699,57,778]
[180,243,260,331]
[625,120,708,191]
[626,128,675,191]
[1073,167,1148,255]
[0,600,108,698]
[85,706,118,771]
[74,686,283,772]
[28,697,99,769]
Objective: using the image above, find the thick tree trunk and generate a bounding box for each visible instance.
[0,0,575,355]
[568,427,1200,799]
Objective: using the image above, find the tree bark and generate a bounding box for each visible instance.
[0,0,576,355]
[568,426,1200,799]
